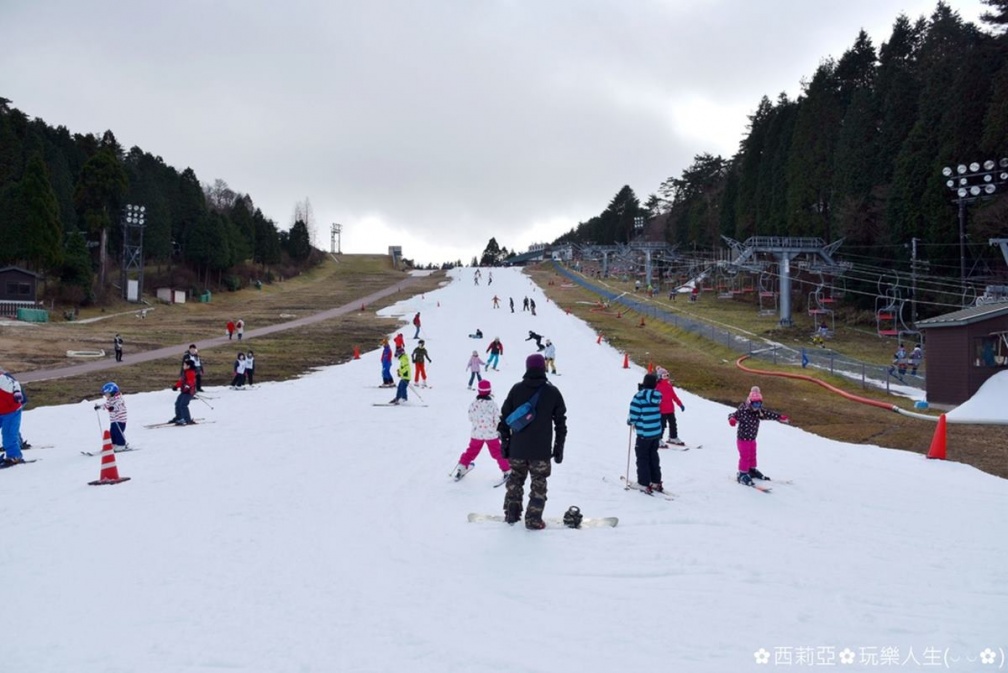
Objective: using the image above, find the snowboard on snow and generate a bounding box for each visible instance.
[467,513,618,528]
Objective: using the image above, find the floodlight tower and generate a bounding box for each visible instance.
[120,204,146,302]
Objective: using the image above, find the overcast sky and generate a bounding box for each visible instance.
[0,1,989,265]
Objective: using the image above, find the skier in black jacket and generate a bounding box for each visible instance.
[497,353,567,529]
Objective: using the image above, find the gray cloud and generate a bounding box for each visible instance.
[0,0,987,264]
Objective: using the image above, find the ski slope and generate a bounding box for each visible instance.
[3,266,1007,672]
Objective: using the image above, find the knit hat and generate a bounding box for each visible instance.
[525,353,546,371]
[642,373,658,389]
[657,367,669,379]
[748,386,763,402]
[477,379,492,396]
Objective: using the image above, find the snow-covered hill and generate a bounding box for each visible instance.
[4,266,1006,672]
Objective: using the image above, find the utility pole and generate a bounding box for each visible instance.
[910,238,918,327]
[331,223,342,254]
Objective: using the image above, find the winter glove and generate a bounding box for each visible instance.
[94,404,101,410]
[728,416,737,427]
[779,415,790,424]
[13,392,23,404]
[679,403,685,412]
[552,443,564,464]
[500,435,511,459]
[171,384,178,391]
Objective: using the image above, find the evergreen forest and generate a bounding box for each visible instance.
[0,2,1006,319]
[556,2,1008,318]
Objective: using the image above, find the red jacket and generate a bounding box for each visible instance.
[655,379,682,414]
[175,369,197,395]
[0,372,24,415]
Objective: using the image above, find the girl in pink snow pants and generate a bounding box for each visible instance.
[454,379,510,477]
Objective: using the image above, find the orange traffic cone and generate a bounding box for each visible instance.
[88,430,130,486]
[596,334,603,344]
[622,352,629,369]
[926,414,947,460]
[353,345,360,360]
[647,361,654,373]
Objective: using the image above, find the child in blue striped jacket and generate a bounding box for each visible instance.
[627,372,664,493]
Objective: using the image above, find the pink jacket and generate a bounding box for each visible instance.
[656,379,682,414]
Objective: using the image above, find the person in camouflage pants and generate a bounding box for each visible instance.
[498,353,567,530]
[504,460,551,524]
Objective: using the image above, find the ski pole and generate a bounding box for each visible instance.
[94,405,104,434]
[195,395,215,410]
[408,383,425,403]
[625,426,633,486]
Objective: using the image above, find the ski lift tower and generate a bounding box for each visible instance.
[331,223,342,254]
[722,235,846,327]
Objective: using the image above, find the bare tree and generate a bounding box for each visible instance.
[293,197,317,247]
[204,179,238,213]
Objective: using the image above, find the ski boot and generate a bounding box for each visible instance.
[748,468,770,481]
[737,471,754,486]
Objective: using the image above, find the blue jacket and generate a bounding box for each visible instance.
[628,389,663,438]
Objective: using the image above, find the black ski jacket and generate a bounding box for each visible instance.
[498,370,567,461]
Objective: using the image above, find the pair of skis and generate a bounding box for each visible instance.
[450,462,509,488]
[81,446,140,457]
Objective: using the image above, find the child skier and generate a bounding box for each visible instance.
[380,337,394,387]
[412,340,432,387]
[451,379,510,482]
[170,359,197,425]
[627,373,664,493]
[542,339,557,374]
[727,386,789,486]
[390,347,412,404]
[465,350,486,389]
[655,367,685,446]
[245,350,255,386]
[485,337,503,371]
[230,352,247,389]
[95,382,129,451]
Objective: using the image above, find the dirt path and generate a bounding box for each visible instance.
[16,277,421,384]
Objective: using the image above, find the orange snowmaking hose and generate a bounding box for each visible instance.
[734,355,938,421]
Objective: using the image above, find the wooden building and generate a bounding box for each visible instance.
[917,303,1008,405]
[0,266,39,317]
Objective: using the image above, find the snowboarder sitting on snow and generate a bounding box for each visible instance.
[627,373,664,494]
[655,367,685,446]
[95,382,128,451]
[452,379,509,482]
[526,330,545,351]
[390,347,411,405]
[468,328,483,339]
[727,386,789,486]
